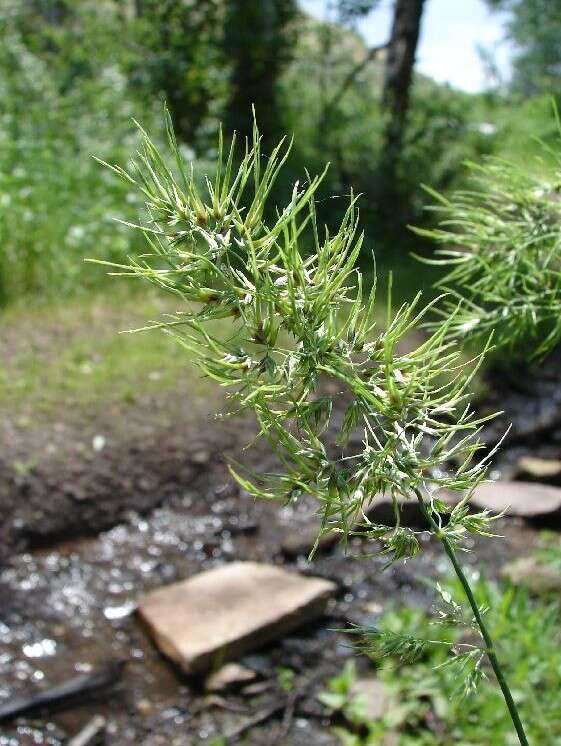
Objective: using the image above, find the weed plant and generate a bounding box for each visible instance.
[414,137,561,359]
[323,575,561,745]
[98,113,529,744]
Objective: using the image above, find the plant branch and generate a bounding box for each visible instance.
[322,42,388,122]
[413,488,529,746]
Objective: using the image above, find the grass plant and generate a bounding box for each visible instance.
[414,132,561,360]
[324,575,561,745]
[97,112,529,744]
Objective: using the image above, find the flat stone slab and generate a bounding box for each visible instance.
[472,481,561,521]
[501,556,561,595]
[281,495,429,558]
[516,456,561,485]
[138,561,336,674]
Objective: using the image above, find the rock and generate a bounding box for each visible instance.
[350,676,391,722]
[138,561,336,675]
[135,699,153,715]
[471,481,561,523]
[363,601,384,615]
[281,524,340,558]
[501,556,561,594]
[516,456,561,485]
[241,680,273,696]
[190,449,210,465]
[205,663,257,693]
[281,496,428,558]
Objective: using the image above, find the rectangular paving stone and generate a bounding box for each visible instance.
[138,561,336,674]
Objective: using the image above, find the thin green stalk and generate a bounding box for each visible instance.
[101,116,531,742]
[414,488,529,746]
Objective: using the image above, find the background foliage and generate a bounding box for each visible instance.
[2,0,561,307]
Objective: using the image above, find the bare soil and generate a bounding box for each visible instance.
[0,300,554,744]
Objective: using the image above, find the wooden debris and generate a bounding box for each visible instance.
[0,661,125,722]
[67,715,107,746]
[224,700,287,742]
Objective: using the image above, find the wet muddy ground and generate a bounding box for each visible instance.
[1,304,558,744]
[0,449,539,745]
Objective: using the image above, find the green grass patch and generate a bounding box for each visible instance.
[325,574,561,745]
[0,288,217,417]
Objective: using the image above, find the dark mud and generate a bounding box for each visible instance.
[0,450,539,745]
[0,314,556,743]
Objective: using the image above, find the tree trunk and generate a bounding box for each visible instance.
[382,0,426,154]
[223,0,297,148]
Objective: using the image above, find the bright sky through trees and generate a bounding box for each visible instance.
[301,0,512,92]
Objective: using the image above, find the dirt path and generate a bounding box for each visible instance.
[0,463,537,745]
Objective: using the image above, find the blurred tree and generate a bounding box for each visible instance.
[382,0,426,155]
[223,0,297,147]
[13,1,131,93]
[487,0,561,96]
[20,0,69,24]
[318,0,427,177]
[130,0,226,147]
[321,1,385,123]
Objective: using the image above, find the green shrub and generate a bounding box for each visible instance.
[0,5,157,304]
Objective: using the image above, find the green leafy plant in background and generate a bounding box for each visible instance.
[533,531,561,572]
[414,137,561,359]
[327,574,561,745]
[318,658,406,742]
[0,2,159,305]
[97,114,528,744]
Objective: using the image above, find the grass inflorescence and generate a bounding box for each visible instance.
[97,111,529,744]
[414,140,561,359]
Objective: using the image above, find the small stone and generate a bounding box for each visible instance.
[350,677,391,721]
[471,481,561,522]
[138,561,336,674]
[190,449,210,465]
[501,556,561,594]
[364,601,384,615]
[516,456,561,485]
[281,524,339,558]
[241,680,272,696]
[92,434,106,452]
[205,663,257,693]
[136,699,153,715]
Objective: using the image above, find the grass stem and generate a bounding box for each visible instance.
[413,488,530,746]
